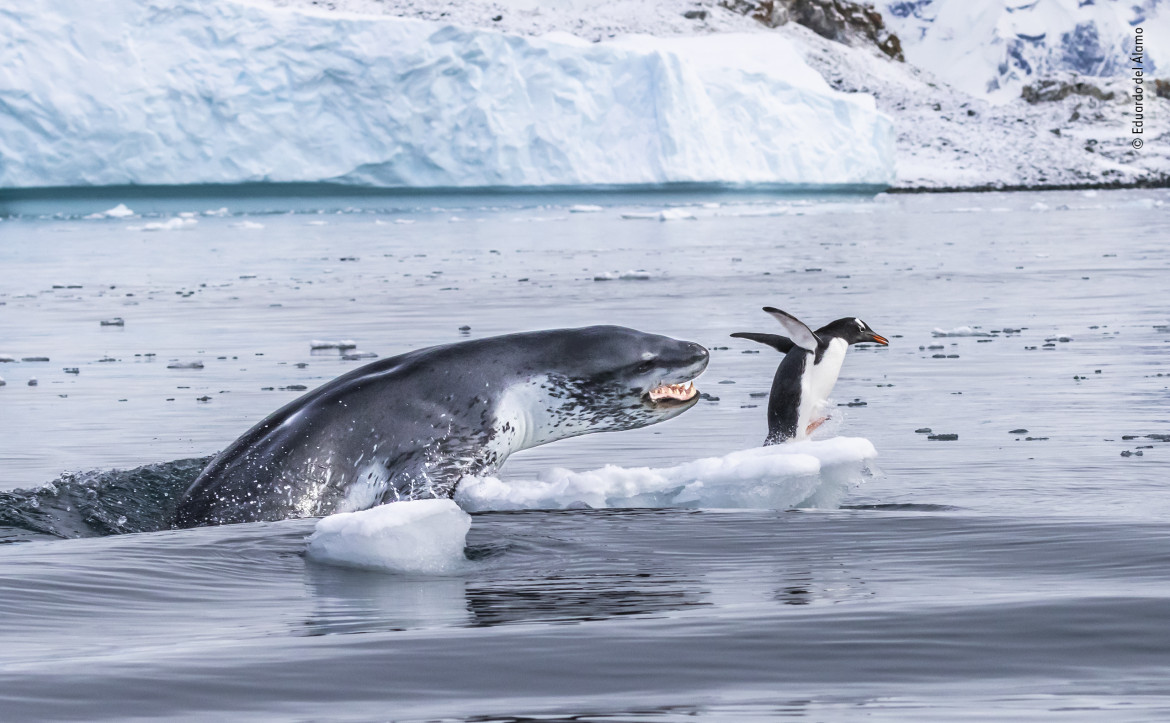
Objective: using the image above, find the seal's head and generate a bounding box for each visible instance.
[503,325,709,446]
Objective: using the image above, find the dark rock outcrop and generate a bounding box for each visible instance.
[1021,76,1115,103]
[720,0,904,61]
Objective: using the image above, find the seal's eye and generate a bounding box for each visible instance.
[636,361,655,374]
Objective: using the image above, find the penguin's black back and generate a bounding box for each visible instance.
[765,349,807,445]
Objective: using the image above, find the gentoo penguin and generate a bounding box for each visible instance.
[732,307,888,445]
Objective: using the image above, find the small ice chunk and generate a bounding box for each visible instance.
[130,218,198,231]
[100,317,125,326]
[306,499,471,574]
[166,361,204,369]
[657,208,696,221]
[0,355,15,362]
[342,351,378,360]
[0,377,5,386]
[593,270,651,281]
[1029,202,1049,212]
[231,221,265,229]
[569,204,603,213]
[932,326,992,337]
[85,203,135,219]
[311,339,357,350]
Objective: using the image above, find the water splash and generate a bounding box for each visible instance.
[0,457,211,540]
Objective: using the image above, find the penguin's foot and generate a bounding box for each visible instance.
[806,417,828,435]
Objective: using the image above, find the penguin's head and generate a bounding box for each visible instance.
[818,317,889,347]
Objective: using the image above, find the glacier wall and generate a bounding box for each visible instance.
[0,0,894,190]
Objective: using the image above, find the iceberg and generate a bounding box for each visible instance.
[0,0,894,190]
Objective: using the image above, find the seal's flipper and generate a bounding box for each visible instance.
[762,307,820,352]
[730,332,796,355]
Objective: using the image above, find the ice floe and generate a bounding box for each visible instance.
[456,437,877,512]
[306,498,471,574]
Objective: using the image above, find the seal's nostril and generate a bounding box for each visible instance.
[688,342,710,363]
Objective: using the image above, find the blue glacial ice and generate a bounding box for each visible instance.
[0,0,894,189]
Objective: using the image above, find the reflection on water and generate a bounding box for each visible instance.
[303,565,710,634]
[465,572,710,628]
[302,564,472,635]
[299,509,887,636]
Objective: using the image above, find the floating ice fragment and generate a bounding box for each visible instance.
[231,221,265,229]
[130,218,198,231]
[306,499,471,574]
[166,361,204,369]
[342,351,378,360]
[0,355,14,363]
[569,204,603,213]
[310,339,357,350]
[657,208,697,221]
[203,207,229,216]
[1029,202,1049,212]
[100,317,125,326]
[593,270,652,281]
[85,203,135,219]
[932,326,992,337]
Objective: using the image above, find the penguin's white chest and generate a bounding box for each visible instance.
[796,338,849,438]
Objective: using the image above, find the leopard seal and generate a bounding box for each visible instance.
[173,326,708,527]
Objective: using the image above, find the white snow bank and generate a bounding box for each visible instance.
[456,437,877,512]
[306,498,471,574]
[0,0,893,190]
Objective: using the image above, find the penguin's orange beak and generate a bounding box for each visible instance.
[870,333,889,346]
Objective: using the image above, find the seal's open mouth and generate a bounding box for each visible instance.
[646,381,698,407]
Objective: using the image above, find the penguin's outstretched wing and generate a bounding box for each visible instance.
[762,307,820,352]
[730,332,796,354]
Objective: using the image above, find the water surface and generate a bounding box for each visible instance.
[1,188,1168,720]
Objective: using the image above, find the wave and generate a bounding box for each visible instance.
[0,457,210,541]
